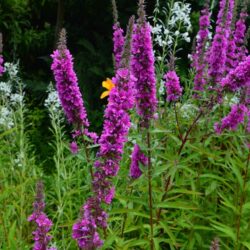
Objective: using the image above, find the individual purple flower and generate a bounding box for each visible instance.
[51,29,89,128]
[164,70,182,102]
[70,141,78,154]
[221,56,250,91]
[192,6,210,92]
[131,0,157,127]
[113,23,125,70]
[28,181,56,250]
[208,0,234,83]
[214,104,247,134]
[130,144,148,179]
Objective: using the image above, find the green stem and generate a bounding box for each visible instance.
[147,130,154,250]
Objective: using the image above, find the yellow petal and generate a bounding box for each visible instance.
[100,90,110,99]
[102,78,114,90]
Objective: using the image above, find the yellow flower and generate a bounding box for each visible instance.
[100,78,115,99]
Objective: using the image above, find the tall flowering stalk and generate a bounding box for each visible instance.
[28,181,56,250]
[131,0,157,128]
[192,3,210,91]
[112,0,125,71]
[0,33,4,76]
[72,17,135,249]
[208,0,234,84]
[131,1,158,249]
[51,29,89,129]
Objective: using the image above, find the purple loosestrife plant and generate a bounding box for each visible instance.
[28,181,56,250]
[131,0,157,128]
[72,17,135,249]
[130,144,148,179]
[192,5,210,92]
[214,104,248,134]
[51,29,89,129]
[164,70,182,102]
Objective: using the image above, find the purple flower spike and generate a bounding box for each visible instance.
[131,1,157,128]
[208,0,235,84]
[192,5,210,92]
[221,56,250,92]
[130,144,148,179]
[51,29,89,128]
[214,104,247,134]
[113,23,125,70]
[28,181,56,250]
[164,70,182,102]
[73,67,135,249]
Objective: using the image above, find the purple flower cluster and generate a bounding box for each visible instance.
[193,6,210,91]
[131,5,157,128]
[113,23,125,70]
[234,12,248,63]
[214,104,247,134]
[164,70,182,102]
[28,181,56,250]
[225,12,248,73]
[72,68,135,249]
[130,144,148,179]
[51,30,89,128]
[208,0,234,83]
[221,56,250,91]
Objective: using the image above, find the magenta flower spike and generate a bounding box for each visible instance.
[113,23,125,70]
[51,29,89,128]
[28,181,56,250]
[131,0,157,128]
[192,5,210,92]
[221,55,250,92]
[164,70,182,102]
[130,144,148,179]
[208,0,235,84]
[214,104,248,134]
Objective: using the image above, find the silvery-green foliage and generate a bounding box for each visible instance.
[0,62,24,130]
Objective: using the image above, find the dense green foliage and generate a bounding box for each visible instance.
[0,0,250,249]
